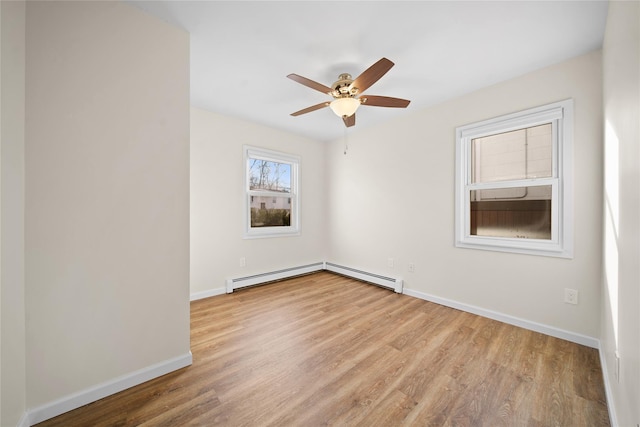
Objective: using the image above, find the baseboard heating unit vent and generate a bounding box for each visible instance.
[225,262,403,294]
[225,262,324,293]
[324,262,403,293]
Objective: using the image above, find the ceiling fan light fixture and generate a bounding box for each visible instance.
[329,97,360,118]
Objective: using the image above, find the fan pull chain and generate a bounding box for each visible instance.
[343,128,349,155]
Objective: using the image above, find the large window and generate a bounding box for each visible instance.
[455,100,573,257]
[244,146,300,238]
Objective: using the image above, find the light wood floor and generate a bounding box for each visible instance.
[37,272,610,426]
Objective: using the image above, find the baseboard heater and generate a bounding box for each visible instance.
[225,262,403,294]
[324,262,403,293]
[225,262,325,293]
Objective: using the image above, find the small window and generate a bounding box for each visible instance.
[244,146,300,238]
[455,100,573,257]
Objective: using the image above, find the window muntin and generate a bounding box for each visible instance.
[455,100,573,258]
[244,146,300,238]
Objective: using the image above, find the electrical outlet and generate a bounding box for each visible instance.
[564,288,578,304]
[408,263,415,273]
[239,257,246,267]
[388,258,394,268]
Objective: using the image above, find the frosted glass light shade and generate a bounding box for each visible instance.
[330,97,360,117]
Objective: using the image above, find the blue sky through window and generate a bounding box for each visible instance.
[249,159,291,192]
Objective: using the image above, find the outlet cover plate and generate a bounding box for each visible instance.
[564,288,578,304]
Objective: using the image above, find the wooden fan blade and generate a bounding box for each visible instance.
[350,58,394,94]
[287,74,333,94]
[360,95,411,108]
[290,102,330,116]
[343,114,355,127]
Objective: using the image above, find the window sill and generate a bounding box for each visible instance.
[243,228,300,239]
[455,237,573,258]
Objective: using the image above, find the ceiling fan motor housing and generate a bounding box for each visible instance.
[332,73,358,97]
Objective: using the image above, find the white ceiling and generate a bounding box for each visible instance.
[128,1,608,142]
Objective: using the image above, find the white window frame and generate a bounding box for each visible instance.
[454,99,573,258]
[243,145,300,239]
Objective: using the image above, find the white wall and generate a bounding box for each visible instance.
[601,1,640,425]
[25,0,190,414]
[1,1,27,425]
[327,51,603,339]
[190,107,326,296]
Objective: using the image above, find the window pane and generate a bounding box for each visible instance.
[250,196,291,227]
[471,124,552,184]
[470,185,552,239]
[249,159,291,192]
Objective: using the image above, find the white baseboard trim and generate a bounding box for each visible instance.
[25,351,192,426]
[190,287,226,301]
[598,346,619,427]
[403,287,599,349]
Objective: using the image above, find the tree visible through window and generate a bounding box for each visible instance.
[248,159,292,227]
[244,146,300,238]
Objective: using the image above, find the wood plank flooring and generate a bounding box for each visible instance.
[36,272,610,426]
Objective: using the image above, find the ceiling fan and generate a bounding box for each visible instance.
[287,57,411,128]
